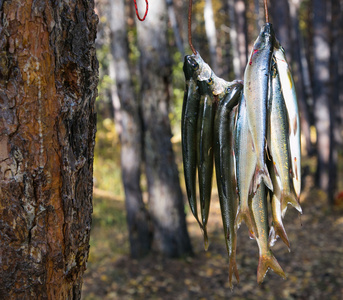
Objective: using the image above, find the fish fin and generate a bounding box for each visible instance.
[269,222,290,251]
[262,164,273,191]
[251,164,273,194]
[228,233,239,289]
[268,225,277,247]
[228,256,240,290]
[257,251,286,284]
[235,209,257,238]
[281,190,302,217]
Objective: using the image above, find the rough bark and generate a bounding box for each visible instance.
[109,0,152,258]
[0,0,98,298]
[136,1,193,257]
[312,0,331,192]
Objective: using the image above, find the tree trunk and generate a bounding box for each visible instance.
[270,0,292,61]
[166,0,185,57]
[228,0,241,79]
[109,0,152,259]
[0,0,98,298]
[328,0,342,203]
[312,0,331,192]
[136,1,193,257]
[204,0,218,73]
[234,0,248,78]
[289,0,313,156]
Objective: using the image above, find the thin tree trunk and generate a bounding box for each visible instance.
[166,0,185,57]
[235,0,248,78]
[136,1,193,257]
[328,0,342,203]
[289,0,312,156]
[270,0,292,61]
[0,0,98,298]
[109,0,152,258]
[312,0,331,192]
[228,0,241,79]
[204,0,218,73]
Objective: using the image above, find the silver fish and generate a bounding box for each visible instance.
[244,23,274,193]
[268,64,302,249]
[273,44,301,200]
[234,94,258,238]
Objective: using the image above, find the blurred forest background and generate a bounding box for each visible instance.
[82,0,343,299]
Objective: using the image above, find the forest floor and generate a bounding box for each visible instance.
[81,168,343,300]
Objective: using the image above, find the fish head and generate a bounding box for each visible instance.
[225,82,244,99]
[253,23,275,52]
[183,55,199,80]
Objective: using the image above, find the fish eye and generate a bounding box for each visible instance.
[207,77,213,85]
[192,62,199,70]
[225,86,231,93]
[187,57,199,70]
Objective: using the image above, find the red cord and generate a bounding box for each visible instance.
[133,0,149,21]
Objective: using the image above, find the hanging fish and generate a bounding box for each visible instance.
[234,94,258,238]
[268,61,302,226]
[214,83,243,288]
[273,43,302,201]
[197,80,215,249]
[182,55,203,230]
[244,23,274,193]
[251,183,286,284]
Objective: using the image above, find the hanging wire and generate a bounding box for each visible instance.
[133,0,149,21]
[264,0,269,23]
[188,0,197,54]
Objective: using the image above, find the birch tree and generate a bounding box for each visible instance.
[109,0,152,259]
[136,0,193,257]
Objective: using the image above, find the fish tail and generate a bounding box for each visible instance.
[257,251,286,284]
[269,223,290,251]
[251,164,273,193]
[261,164,273,191]
[203,226,209,251]
[228,255,240,290]
[235,208,258,238]
[228,234,239,289]
[281,190,302,217]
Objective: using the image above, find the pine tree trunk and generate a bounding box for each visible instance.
[0,0,98,298]
[136,1,193,257]
[109,0,152,258]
